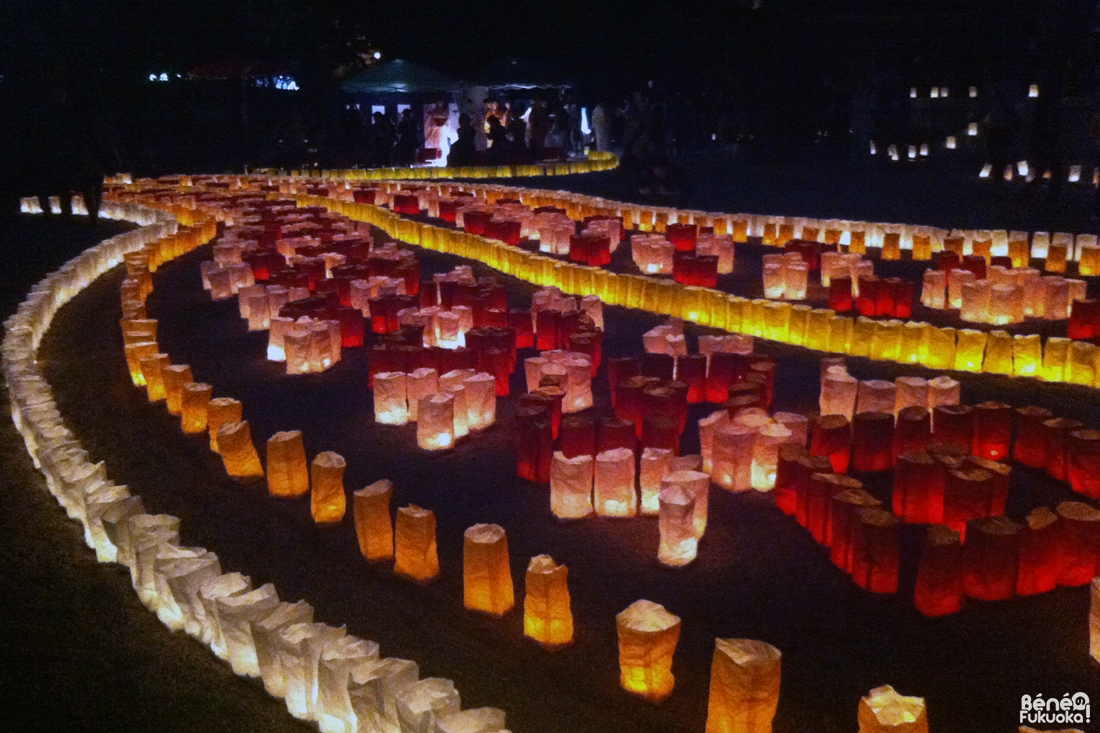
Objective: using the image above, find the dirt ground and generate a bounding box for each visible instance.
[10,210,1096,732]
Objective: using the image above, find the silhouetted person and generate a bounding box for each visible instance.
[447,114,476,166]
[394,109,419,166]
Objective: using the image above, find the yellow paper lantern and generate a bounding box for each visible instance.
[217,420,265,481]
[919,327,955,369]
[1068,341,1098,386]
[898,322,925,364]
[124,341,159,387]
[616,599,681,703]
[787,305,811,346]
[595,447,637,517]
[353,479,394,562]
[847,317,875,358]
[881,232,901,260]
[804,309,834,351]
[180,382,213,434]
[550,452,594,520]
[1012,334,1041,377]
[393,505,439,582]
[870,320,902,361]
[849,231,867,255]
[266,430,309,498]
[658,486,697,567]
[1046,242,1068,273]
[162,364,193,415]
[857,685,928,733]
[706,638,782,733]
[207,397,243,452]
[953,329,987,372]
[983,330,1014,375]
[463,523,514,616]
[1042,337,1070,381]
[524,554,573,647]
[139,353,170,402]
[311,451,347,524]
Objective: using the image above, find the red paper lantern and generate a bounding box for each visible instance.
[943,467,995,540]
[1016,507,1060,596]
[666,223,697,252]
[971,401,1013,461]
[1042,417,1084,481]
[850,508,900,594]
[1012,405,1054,467]
[793,456,833,527]
[962,516,1021,601]
[893,406,931,459]
[1066,429,1100,498]
[892,450,943,524]
[932,404,974,452]
[1068,298,1100,339]
[516,407,553,483]
[828,276,854,312]
[811,414,852,474]
[806,473,861,545]
[851,412,895,471]
[914,525,963,617]
[828,488,880,570]
[642,415,680,455]
[706,352,736,403]
[676,354,707,403]
[1056,501,1100,586]
[775,444,810,516]
[597,417,637,455]
[559,415,596,458]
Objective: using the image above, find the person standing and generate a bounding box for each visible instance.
[592,102,610,152]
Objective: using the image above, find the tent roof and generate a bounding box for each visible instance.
[340,59,460,94]
[471,58,572,90]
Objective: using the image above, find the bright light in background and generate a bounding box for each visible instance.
[373,51,381,60]
[273,76,298,91]
[580,108,591,136]
[159,73,168,82]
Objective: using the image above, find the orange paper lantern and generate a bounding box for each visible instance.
[523,554,573,647]
[217,420,265,481]
[463,523,514,616]
[616,600,681,703]
[353,479,394,562]
[705,638,782,733]
[393,505,439,582]
[265,430,309,498]
[180,382,213,434]
[311,451,347,524]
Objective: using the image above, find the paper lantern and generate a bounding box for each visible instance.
[829,487,879,570]
[892,451,942,524]
[417,393,455,451]
[616,600,681,703]
[1057,501,1100,586]
[913,525,962,617]
[266,430,309,498]
[373,372,409,425]
[705,638,781,733]
[820,371,858,421]
[1067,429,1100,498]
[316,635,381,729]
[942,467,995,539]
[218,421,265,481]
[712,423,758,491]
[639,447,675,515]
[207,397,243,453]
[851,412,894,472]
[163,364,193,416]
[461,372,497,431]
[559,415,596,459]
[139,353,170,402]
[926,376,960,412]
[180,382,212,435]
[893,377,928,415]
[395,678,461,733]
[598,416,638,455]
[216,583,280,677]
[1016,507,1060,596]
[774,445,809,516]
[811,414,851,474]
[1043,417,1084,481]
[657,485,697,567]
[962,516,1021,600]
[406,368,439,422]
[857,685,928,733]
[463,523,514,616]
[595,447,637,517]
[751,424,792,490]
[662,470,710,537]
[850,508,900,593]
[1013,406,1054,466]
[524,555,573,647]
[550,452,594,520]
[932,404,974,451]
[124,341,158,387]
[967,401,1012,461]
[393,505,439,582]
[353,479,394,562]
[310,451,347,524]
[773,412,808,447]
[893,407,931,459]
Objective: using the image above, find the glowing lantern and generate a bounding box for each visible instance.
[705,638,781,733]
[942,467,994,539]
[926,376,960,412]
[1016,507,1060,596]
[662,470,710,537]
[774,412,808,447]
[849,508,900,593]
[810,414,851,474]
[550,452,594,519]
[395,678,460,733]
[820,372,858,420]
[393,505,439,582]
[595,447,637,517]
[524,555,573,647]
[829,486,879,570]
[180,382,212,435]
[647,485,698,571]
[417,393,455,451]
[406,368,439,422]
[807,473,861,545]
[751,424,792,490]
[962,516,1021,600]
[893,407,931,459]
[1044,417,1084,480]
[139,353,170,402]
[463,524,514,616]
[163,364,193,416]
[712,424,758,491]
[892,450,941,523]
[1013,333,1042,376]
[263,430,309,498]
[353,479,394,562]
[856,380,895,415]
[920,270,946,309]
[638,447,674,515]
[616,600,681,703]
[217,421,265,481]
[913,524,962,617]
[311,451,347,524]
[1011,406,1053,468]
[851,412,894,471]
[894,377,928,415]
[1057,501,1100,586]
[857,685,928,733]
[207,397,242,453]
[374,372,409,425]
